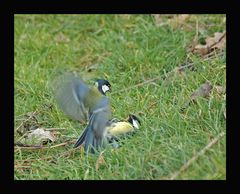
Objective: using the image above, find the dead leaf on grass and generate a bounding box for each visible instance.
[205,32,226,50]
[181,82,213,111]
[190,82,213,101]
[191,32,226,57]
[24,128,57,146]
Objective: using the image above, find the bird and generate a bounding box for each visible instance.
[52,72,112,153]
[106,114,141,148]
[52,72,111,122]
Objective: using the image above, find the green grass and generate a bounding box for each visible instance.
[14,14,226,180]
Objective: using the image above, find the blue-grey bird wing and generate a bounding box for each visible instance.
[52,73,90,122]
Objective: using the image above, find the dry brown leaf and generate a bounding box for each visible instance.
[95,151,106,171]
[192,32,226,57]
[205,32,226,50]
[193,44,209,56]
[55,32,70,43]
[181,82,213,111]
[190,82,213,100]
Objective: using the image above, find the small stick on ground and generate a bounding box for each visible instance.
[15,110,39,132]
[111,63,194,95]
[15,156,53,164]
[44,128,67,131]
[169,132,225,180]
[112,52,224,95]
[14,147,80,170]
[14,140,76,151]
[15,110,40,142]
[208,31,226,49]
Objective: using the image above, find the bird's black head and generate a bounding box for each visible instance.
[95,79,112,95]
[128,114,141,129]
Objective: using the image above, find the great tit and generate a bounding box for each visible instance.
[52,72,111,122]
[52,72,112,153]
[106,114,141,148]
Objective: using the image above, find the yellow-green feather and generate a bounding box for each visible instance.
[84,87,102,109]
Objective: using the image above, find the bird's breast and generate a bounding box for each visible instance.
[107,122,134,136]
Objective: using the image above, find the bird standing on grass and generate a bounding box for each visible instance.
[52,72,112,153]
[106,114,141,148]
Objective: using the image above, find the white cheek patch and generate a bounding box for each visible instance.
[132,119,139,129]
[102,85,110,93]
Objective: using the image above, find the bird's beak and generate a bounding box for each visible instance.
[108,87,112,93]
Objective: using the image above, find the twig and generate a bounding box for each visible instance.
[112,52,224,95]
[14,140,75,151]
[111,63,194,95]
[209,31,226,49]
[49,141,74,149]
[111,76,162,94]
[14,146,80,171]
[14,165,32,170]
[202,48,225,59]
[15,156,53,164]
[15,104,54,141]
[169,132,225,180]
[14,146,42,151]
[15,110,40,142]
[15,110,39,132]
[44,128,66,131]
[58,147,81,159]
[15,147,80,173]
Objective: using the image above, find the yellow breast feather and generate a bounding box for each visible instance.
[107,122,134,136]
